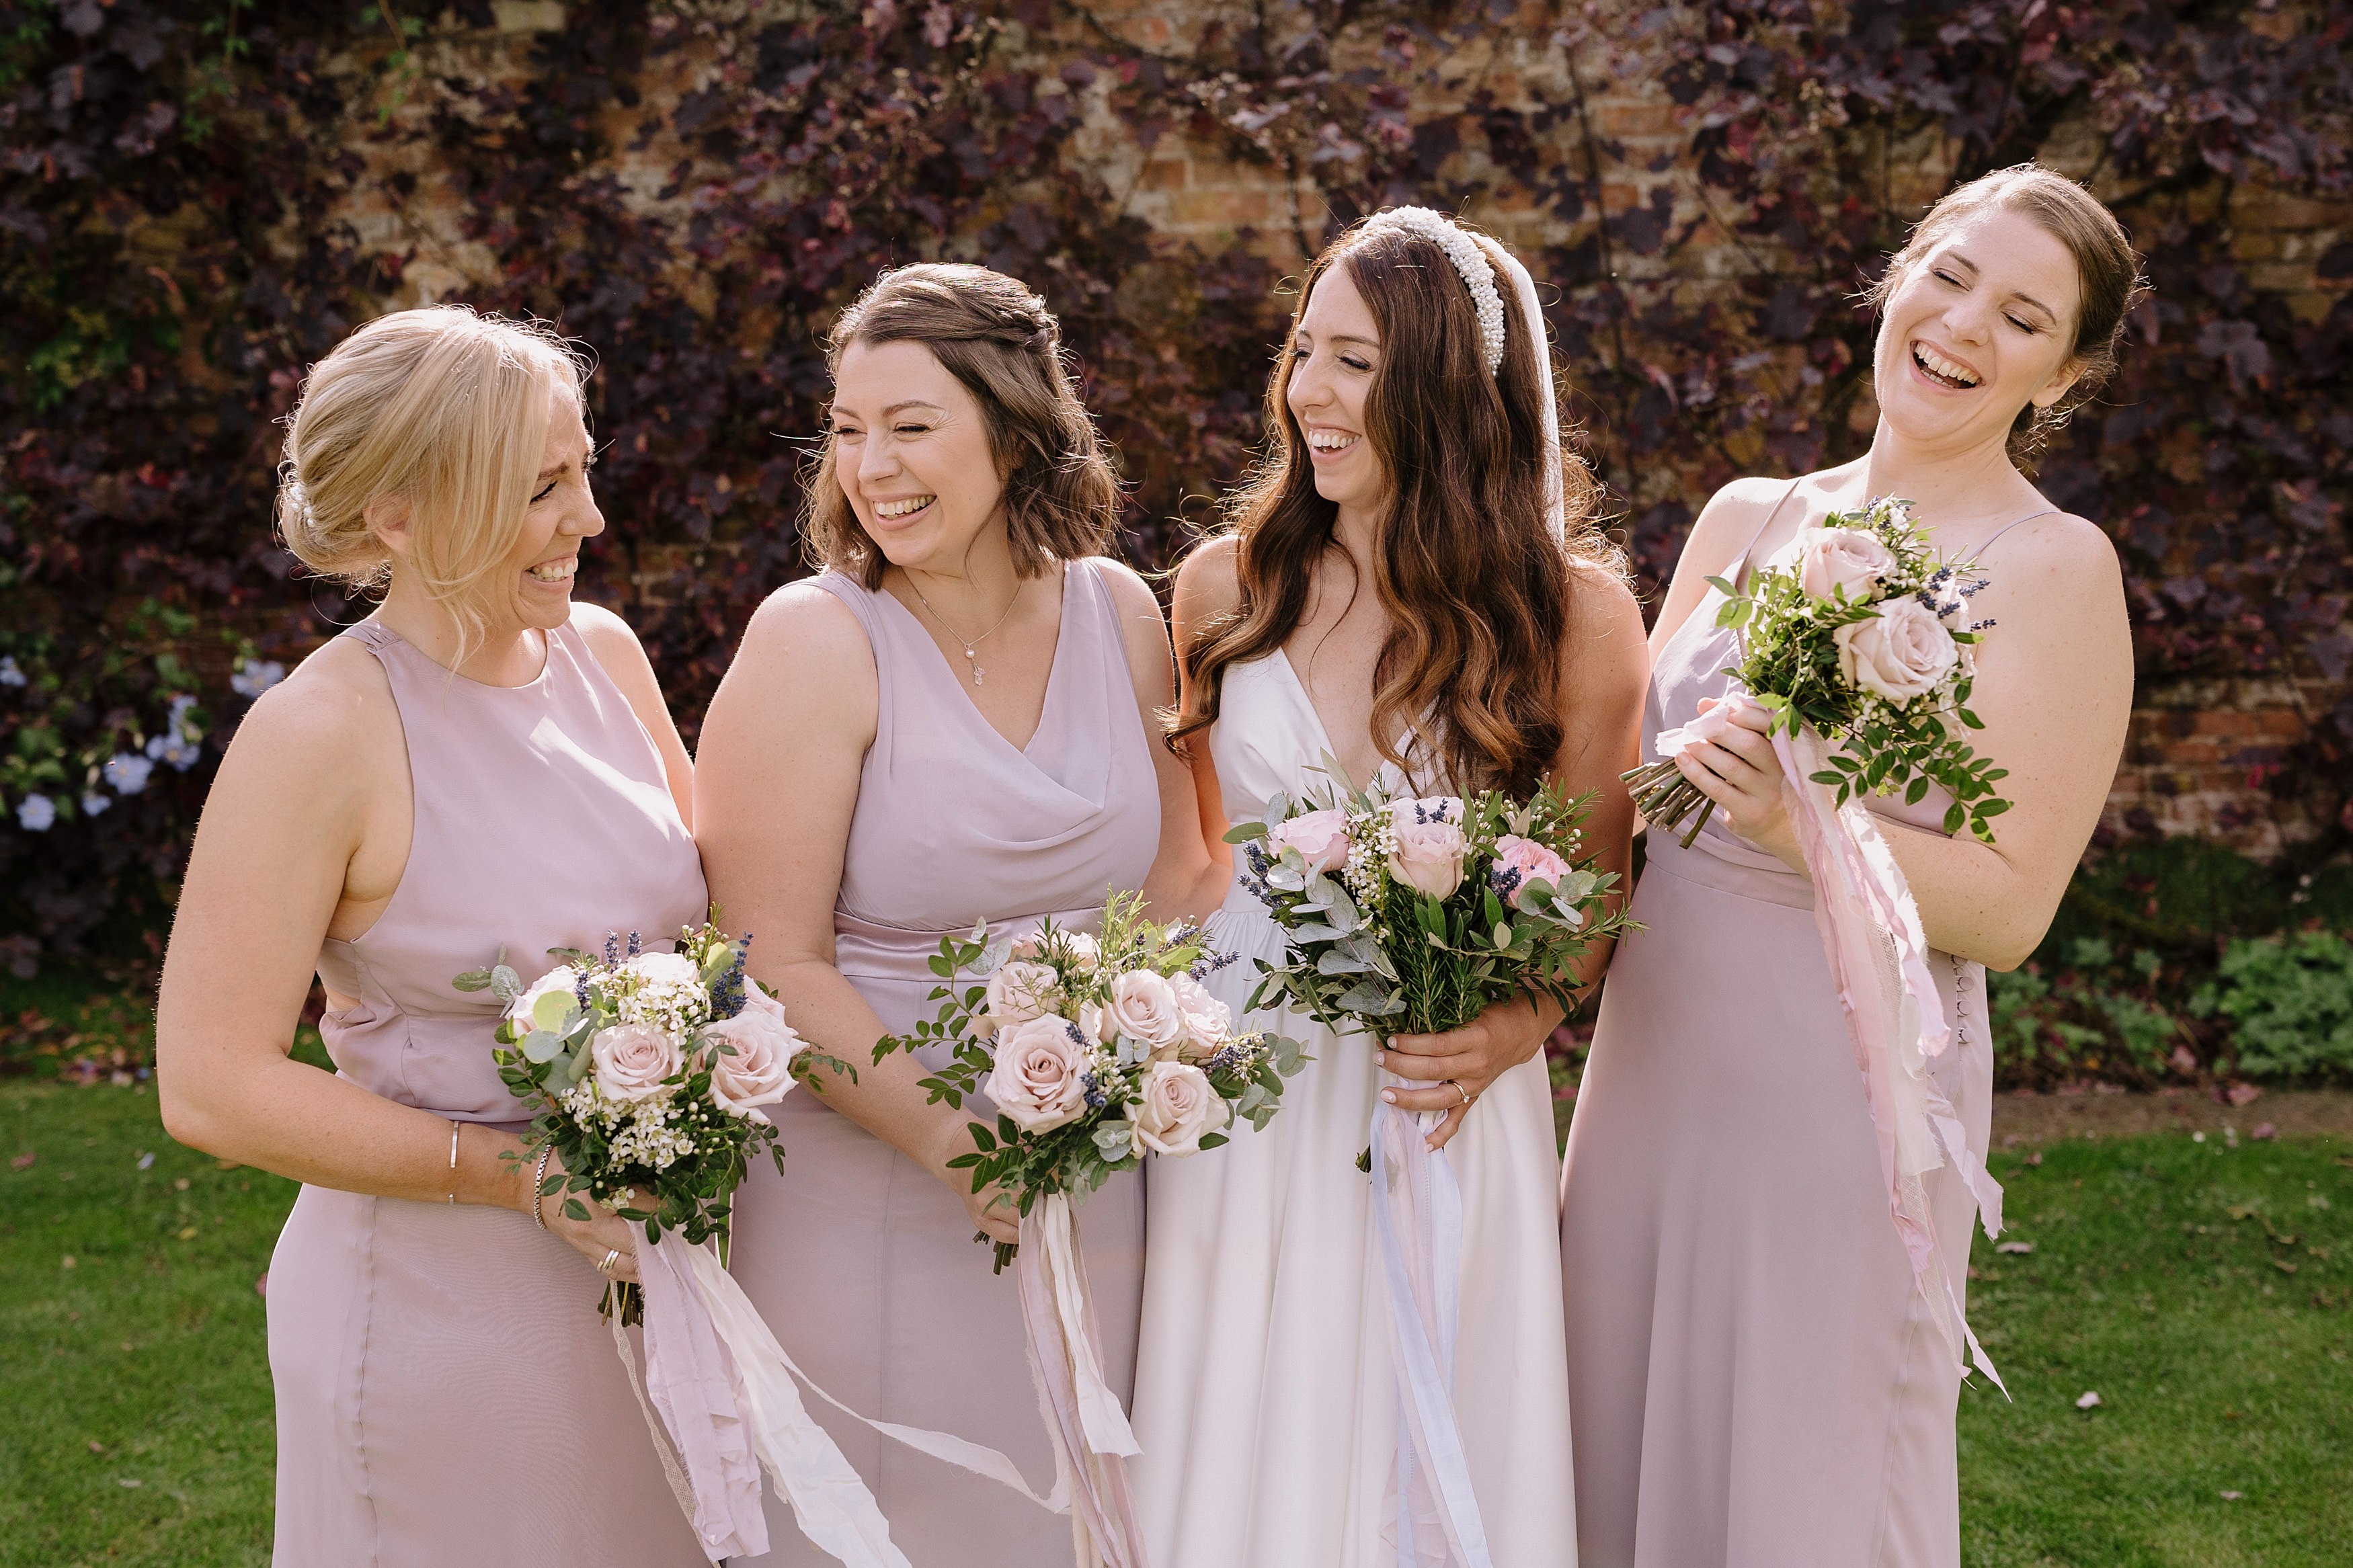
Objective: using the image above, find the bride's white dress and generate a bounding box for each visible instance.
[1131,649,1578,1567]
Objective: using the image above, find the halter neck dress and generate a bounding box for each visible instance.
[267,612,709,1567]
[1131,649,1579,1567]
[723,558,1160,1567]
[1557,489,2052,1568]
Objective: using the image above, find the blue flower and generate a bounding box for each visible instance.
[104,753,154,795]
[15,794,55,832]
[146,695,204,772]
[81,791,111,817]
[0,657,24,688]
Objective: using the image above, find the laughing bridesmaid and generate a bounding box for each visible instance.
[1558,165,2142,1568]
[157,307,707,1565]
[696,264,1223,1565]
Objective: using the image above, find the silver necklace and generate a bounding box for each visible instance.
[905,573,1021,687]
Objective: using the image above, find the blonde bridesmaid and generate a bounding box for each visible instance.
[1558,165,2142,1568]
[157,308,708,1565]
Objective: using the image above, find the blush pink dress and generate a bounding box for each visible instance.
[1558,492,2048,1568]
[723,559,1160,1567]
[266,613,710,1567]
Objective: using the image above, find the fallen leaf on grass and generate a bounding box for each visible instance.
[175,1227,198,1241]
[9,1150,33,1171]
[1997,1241,2035,1254]
[2075,1391,2102,1409]
[117,1477,141,1489]
[134,1151,153,1170]
[87,1440,102,1454]
[2222,1490,2245,1501]
[2252,1123,2278,1141]
[60,1255,75,1270]
[2274,1259,2299,1274]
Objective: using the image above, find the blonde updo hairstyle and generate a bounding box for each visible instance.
[802,263,1119,588]
[1867,163,2147,468]
[276,305,589,649]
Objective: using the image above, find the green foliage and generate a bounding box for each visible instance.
[2211,933,2353,1083]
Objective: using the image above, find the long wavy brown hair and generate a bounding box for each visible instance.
[1169,216,1620,798]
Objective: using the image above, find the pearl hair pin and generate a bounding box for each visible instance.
[1355,205,1509,374]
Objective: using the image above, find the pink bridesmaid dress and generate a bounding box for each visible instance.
[266,612,709,1567]
[723,558,1160,1567]
[1559,489,2046,1568]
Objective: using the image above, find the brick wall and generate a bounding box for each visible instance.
[325,3,2352,858]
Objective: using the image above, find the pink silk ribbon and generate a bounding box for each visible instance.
[1663,695,2006,1389]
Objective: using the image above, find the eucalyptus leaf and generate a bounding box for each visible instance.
[522,1028,565,1064]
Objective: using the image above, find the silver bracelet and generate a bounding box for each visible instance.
[446,1120,461,1205]
[531,1145,555,1231]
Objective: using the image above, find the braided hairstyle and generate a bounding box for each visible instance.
[802,263,1119,587]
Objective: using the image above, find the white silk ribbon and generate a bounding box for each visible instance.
[1015,1193,1149,1568]
[1368,1101,1496,1568]
[1765,720,2007,1392]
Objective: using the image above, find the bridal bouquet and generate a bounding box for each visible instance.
[1223,764,1629,1565]
[1223,764,1632,1041]
[457,923,849,1325]
[1621,494,2011,846]
[877,889,1305,1272]
[875,889,1305,1568]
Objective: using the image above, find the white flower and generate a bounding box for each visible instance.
[592,1022,682,1101]
[982,960,1060,1032]
[1167,972,1232,1063]
[231,659,286,699]
[102,753,153,795]
[986,1015,1090,1132]
[1133,1060,1222,1155]
[1833,597,1960,702]
[615,950,710,1033]
[508,964,583,1032]
[701,988,800,1123]
[1106,969,1185,1057]
[15,794,55,832]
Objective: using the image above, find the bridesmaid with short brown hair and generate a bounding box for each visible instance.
[157,306,707,1565]
[696,263,1224,1565]
[1558,165,2143,1567]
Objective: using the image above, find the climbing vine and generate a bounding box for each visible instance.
[1,0,2347,971]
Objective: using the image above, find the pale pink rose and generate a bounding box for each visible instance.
[1833,595,1960,702]
[1106,969,1185,1054]
[1166,971,1233,1063]
[592,1022,680,1102]
[1133,1060,1224,1156]
[982,960,1060,1031]
[1492,834,1568,894]
[987,1015,1090,1132]
[1062,932,1101,973]
[507,964,581,1032]
[1795,526,1897,604]
[1388,798,1468,899]
[1268,808,1351,874]
[701,987,801,1123]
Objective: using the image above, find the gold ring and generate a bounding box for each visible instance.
[596,1247,621,1276]
[1445,1077,1472,1108]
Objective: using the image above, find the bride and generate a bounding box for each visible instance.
[1130,208,1646,1566]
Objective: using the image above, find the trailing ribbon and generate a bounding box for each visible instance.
[1714,705,2008,1391]
[1367,1101,1495,1568]
[1015,1193,1149,1568]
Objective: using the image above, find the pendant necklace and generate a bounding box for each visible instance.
[906,573,1021,687]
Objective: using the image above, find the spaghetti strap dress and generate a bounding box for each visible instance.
[1556,494,2052,1568]
[722,557,1161,1567]
[266,612,710,1567]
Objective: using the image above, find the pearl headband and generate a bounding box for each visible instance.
[1356,205,1509,374]
[1349,206,1566,542]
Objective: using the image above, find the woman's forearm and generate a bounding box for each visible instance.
[770,955,973,1171]
[161,1050,533,1209]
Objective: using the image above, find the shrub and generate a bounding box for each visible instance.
[2207,932,2353,1083]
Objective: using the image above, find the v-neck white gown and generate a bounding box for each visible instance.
[1130,651,1579,1567]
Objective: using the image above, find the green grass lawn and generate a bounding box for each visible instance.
[3,1081,2349,1566]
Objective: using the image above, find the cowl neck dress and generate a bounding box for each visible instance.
[723,558,1161,1567]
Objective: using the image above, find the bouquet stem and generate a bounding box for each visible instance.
[1620,757,1719,848]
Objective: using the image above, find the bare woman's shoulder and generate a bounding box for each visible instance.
[208,633,400,827]
[1170,533,1242,626]
[1681,474,1803,570]
[1981,509,2124,612]
[742,575,870,657]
